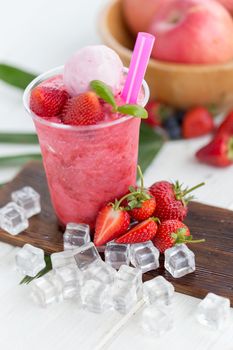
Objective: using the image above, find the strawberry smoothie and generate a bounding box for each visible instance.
[24,66,149,229]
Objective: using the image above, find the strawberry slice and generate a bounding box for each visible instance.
[115,217,158,244]
[62,92,104,126]
[196,134,233,167]
[30,75,69,118]
[94,204,130,246]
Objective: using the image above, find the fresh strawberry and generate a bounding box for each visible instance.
[196,134,233,167]
[150,180,204,221]
[62,92,104,126]
[30,75,69,118]
[94,203,130,246]
[129,197,156,222]
[216,112,233,137]
[182,107,214,139]
[152,219,204,253]
[115,217,158,244]
[145,100,173,127]
[124,166,156,221]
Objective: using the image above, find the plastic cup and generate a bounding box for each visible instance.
[23,67,149,229]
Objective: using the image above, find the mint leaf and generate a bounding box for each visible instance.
[90,80,117,110]
[117,104,148,119]
[0,64,37,89]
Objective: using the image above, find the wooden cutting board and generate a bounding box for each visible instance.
[0,161,233,305]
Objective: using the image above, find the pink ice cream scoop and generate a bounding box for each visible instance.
[63,45,124,96]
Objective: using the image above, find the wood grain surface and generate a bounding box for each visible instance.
[0,161,233,305]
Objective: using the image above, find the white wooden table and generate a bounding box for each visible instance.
[0,1,233,349]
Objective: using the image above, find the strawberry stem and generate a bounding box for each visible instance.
[182,182,205,196]
[114,165,151,210]
[186,239,205,244]
[114,191,139,210]
[174,181,205,205]
[172,228,205,245]
[137,165,144,192]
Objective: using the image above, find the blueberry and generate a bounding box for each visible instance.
[162,117,181,140]
[175,109,186,125]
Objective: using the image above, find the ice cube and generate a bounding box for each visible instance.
[83,260,116,285]
[117,265,143,298]
[15,244,45,277]
[54,265,82,300]
[130,241,159,273]
[143,276,175,305]
[112,284,138,314]
[105,242,130,269]
[11,186,41,218]
[74,242,101,271]
[30,271,60,307]
[81,279,111,313]
[141,305,173,336]
[164,244,195,278]
[196,293,230,330]
[63,223,90,250]
[51,250,76,270]
[96,245,106,253]
[0,202,28,235]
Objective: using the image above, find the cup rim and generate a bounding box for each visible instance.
[23,66,150,131]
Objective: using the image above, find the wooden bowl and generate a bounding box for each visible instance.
[99,0,233,110]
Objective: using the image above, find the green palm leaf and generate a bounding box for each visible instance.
[0,133,38,144]
[0,64,36,89]
[0,154,42,167]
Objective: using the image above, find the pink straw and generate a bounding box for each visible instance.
[121,32,155,104]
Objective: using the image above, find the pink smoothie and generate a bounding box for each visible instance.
[34,116,140,229]
[24,68,149,229]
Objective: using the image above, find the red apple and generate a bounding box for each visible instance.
[149,0,233,64]
[122,0,167,34]
[216,0,233,14]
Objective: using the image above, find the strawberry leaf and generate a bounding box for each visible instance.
[128,200,138,209]
[129,186,136,193]
[117,104,148,119]
[90,80,117,110]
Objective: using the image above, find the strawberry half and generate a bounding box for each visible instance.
[182,107,214,139]
[62,92,104,126]
[150,180,204,222]
[196,134,233,167]
[94,203,130,246]
[115,217,158,244]
[30,75,69,118]
[153,219,204,253]
[216,112,233,137]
